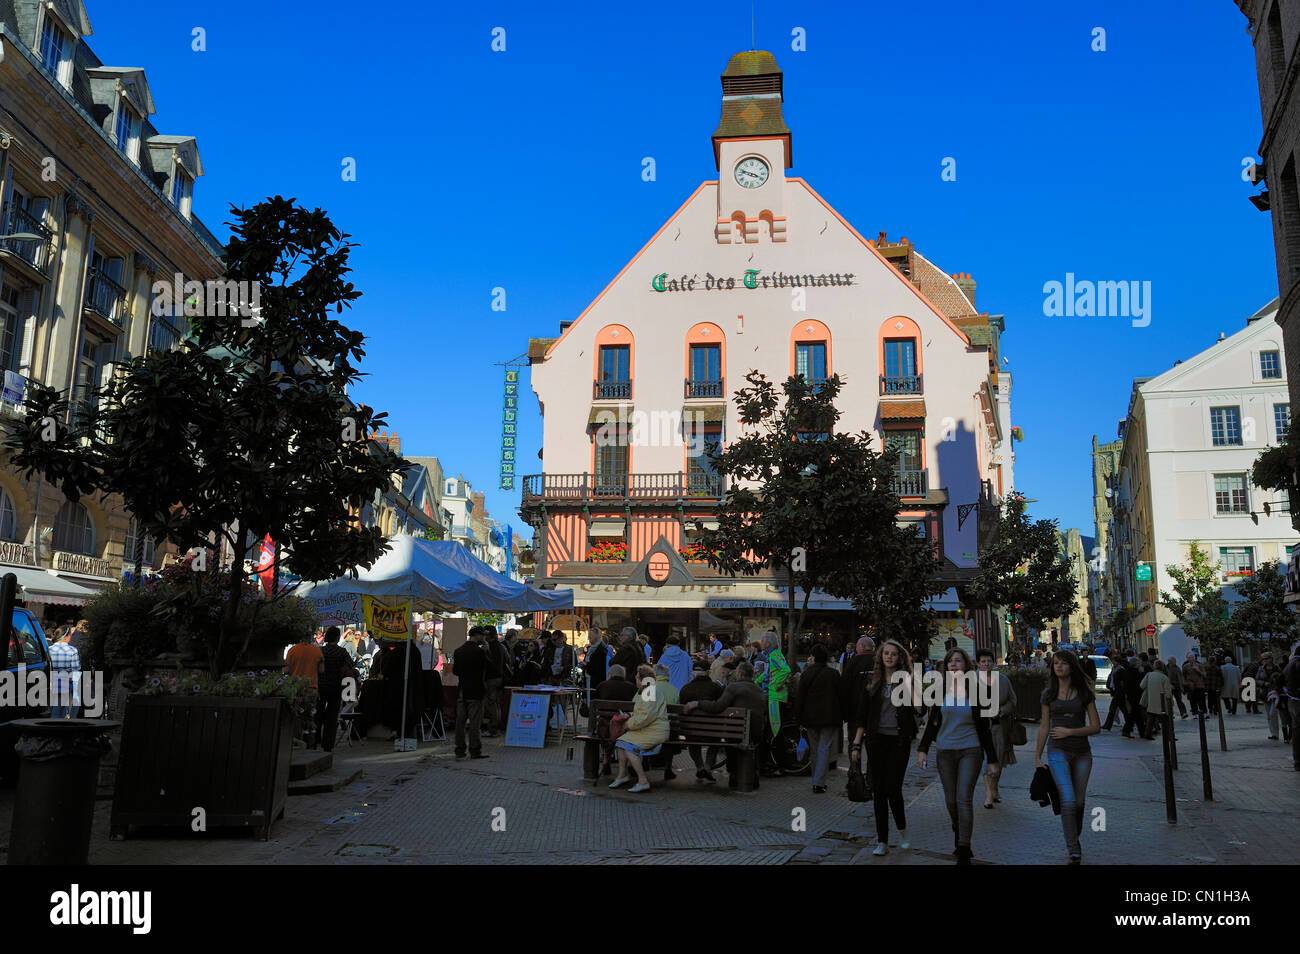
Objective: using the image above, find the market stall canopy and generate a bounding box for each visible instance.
[2,566,102,607]
[294,536,573,614]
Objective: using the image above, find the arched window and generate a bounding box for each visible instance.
[53,499,94,555]
[0,488,16,542]
[125,517,156,567]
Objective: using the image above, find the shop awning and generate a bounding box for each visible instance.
[588,519,626,537]
[1,565,102,607]
[881,399,926,421]
[588,407,631,425]
[683,405,725,423]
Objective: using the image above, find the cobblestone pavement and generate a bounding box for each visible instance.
[0,706,1293,865]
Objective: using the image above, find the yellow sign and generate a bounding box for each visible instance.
[363,596,411,639]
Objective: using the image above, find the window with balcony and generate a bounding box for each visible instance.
[74,336,112,428]
[688,344,722,398]
[883,338,919,393]
[1276,403,1291,442]
[115,102,141,163]
[686,425,722,497]
[1,187,52,274]
[1260,350,1282,379]
[796,341,826,385]
[593,429,628,496]
[596,345,630,399]
[1213,473,1249,514]
[885,429,926,497]
[0,488,16,542]
[147,309,187,354]
[85,250,126,327]
[1210,406,1242,446]
[53,499,94,556]
[39,16,68,84]
[1220,546,1255,581]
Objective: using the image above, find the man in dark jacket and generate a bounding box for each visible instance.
[679,660,724,781]
[685,662,769,781]
[542,631,576,685]
[840,637,875,745]
[795,645,842,793]
[1203,656,1224,717]
[584,630,608,689]
[1103,655,1130,732]
[610,629,642,683]
[594,664,637,701]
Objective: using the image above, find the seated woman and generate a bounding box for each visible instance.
[610,664,669,794]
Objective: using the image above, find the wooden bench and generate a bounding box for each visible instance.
[575,699,757,792]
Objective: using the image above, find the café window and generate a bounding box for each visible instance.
[688,344,722,398]
[53,499,94,556]
[796,341,826,383]
[596,345,630,399]
[593,428,628,496]
[883,338,918,392]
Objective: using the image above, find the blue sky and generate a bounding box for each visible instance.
[84,0,1275,540]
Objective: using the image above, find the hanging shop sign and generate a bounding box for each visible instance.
[650,270,857,292]
[500,367,518,490]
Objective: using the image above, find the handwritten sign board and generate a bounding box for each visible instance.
[505,691,550,748]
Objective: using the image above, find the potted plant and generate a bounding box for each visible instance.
[6,198,405,838]
[587,540,628,562]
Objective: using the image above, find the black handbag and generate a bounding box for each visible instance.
[1010,719,1027,746]
[847,761,873,802]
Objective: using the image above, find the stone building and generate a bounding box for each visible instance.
[1090,436,1122,633]
[0,0,223,619]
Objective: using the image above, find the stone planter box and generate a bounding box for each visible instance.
[109,694,294,840]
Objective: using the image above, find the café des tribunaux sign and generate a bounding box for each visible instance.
[650,270,858,292]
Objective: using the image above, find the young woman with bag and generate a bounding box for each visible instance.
[850,639,917,856]
[1034,649,1101,864]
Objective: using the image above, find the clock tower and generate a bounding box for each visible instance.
[712,51,791,244]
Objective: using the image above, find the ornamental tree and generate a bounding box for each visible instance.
[5,197,405,677]
[1159,541,1237,657]
[696,371,941,661]
[967,492,1077,635]
[1231,560,1297,654]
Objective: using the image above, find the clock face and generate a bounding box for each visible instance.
[734,156,769,189]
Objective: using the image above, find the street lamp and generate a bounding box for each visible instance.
[0,232,43,243]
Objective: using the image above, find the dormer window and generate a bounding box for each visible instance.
[171,168,193,219]
[39,16,70,86]
[115,102,141,163]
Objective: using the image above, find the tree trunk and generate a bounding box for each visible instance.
[786,561,797,662]
[216,530,248,679]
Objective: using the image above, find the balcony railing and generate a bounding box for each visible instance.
[0,205,54,276]
[522,472,725,503]
[880,373,923,395]
[892,469,928,497]
[593,379,632,400]
[84,267,127,327]
[685,377,724,399]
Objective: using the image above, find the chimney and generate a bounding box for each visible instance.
[954,272,976,308]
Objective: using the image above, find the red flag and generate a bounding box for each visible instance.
[257,534,275,596]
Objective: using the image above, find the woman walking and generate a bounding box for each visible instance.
[850,639,917,855]
[977,648,1016,808]
[1182,654,1207,718]
[917,647,999,865]
[1034,649,1101,864]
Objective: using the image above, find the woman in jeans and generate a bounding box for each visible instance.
[1034,649,1101,864]
[850,639,917,856]
[917,647,999,865]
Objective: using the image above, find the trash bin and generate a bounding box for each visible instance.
[8,719,119,865]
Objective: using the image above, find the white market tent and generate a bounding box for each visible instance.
[294,536,572,743]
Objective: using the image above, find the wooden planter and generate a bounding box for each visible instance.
[110,694,294,841]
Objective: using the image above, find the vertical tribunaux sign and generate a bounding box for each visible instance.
[500,368,518,489]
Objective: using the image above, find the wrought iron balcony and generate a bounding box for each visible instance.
[522,472,725,504]
[0,205,54,276]
[685,377,724,399]
[84,267,127,327]
[880,373,923,395]
[593,379,632,400]
[892,469,928,497]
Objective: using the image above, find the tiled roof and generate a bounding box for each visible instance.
[910,251,979,319]
[528,337,557,362]
[722,51,781,76]
[713,99,790,141]
[882,399,926,420]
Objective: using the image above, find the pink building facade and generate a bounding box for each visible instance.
[522,52,1013,655]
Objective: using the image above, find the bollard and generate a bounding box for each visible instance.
[8,719,119,865]
[1161,694,1176,824]
[1217,704,1228,752]
[1164,704,1177,771]
[1197,709,1213,801]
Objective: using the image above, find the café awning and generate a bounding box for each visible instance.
[1,565,102,607]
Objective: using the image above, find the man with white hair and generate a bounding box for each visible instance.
[841,636,876,745]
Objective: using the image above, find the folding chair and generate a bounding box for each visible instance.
[336,704,363,748]
[420,708,446,742]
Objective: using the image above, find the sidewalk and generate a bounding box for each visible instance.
[0,705,1292,865]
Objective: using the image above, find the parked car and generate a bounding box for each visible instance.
[1089,655,1112,694]
[1,607,53,782]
